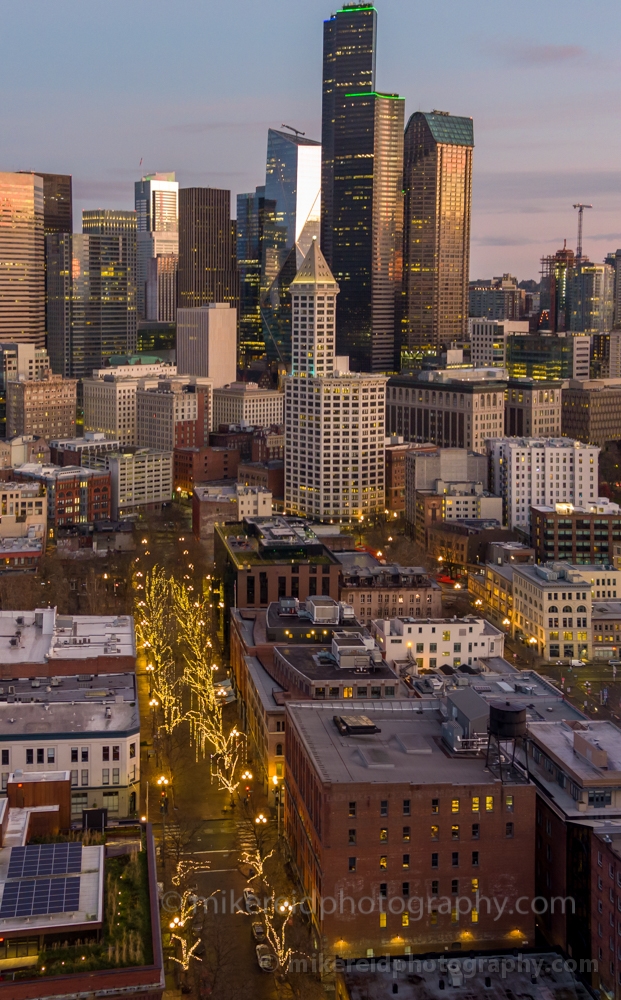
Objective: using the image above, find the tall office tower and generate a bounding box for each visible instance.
[321,6,404,373]
[605,249,621,329]
[237,187,266,368]
[261,129,321,366]
[539,243,575,332]
[321,2,376,269]
[0,173,45,346]
[82,209,137,236]
[178,188,238,314]
[135,173,179,321]
[401,111,474,369]
[568,260,614,333]
[145,255,177,323]
[36,173,73,234]
[284,240,386,520]
[176,304,236,386]
[46,233,72,374]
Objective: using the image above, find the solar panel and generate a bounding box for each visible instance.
[7,843,82,880]
[0,877,80,918]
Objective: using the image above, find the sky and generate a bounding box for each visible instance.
[3,0,621,280]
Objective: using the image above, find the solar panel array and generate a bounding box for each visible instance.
[0,877,80,918]
[7,843,82,880]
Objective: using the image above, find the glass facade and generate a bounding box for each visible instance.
[401,112,474,369]
[35,173,73,235]
[237,186,266,369]
[0,173,45,347]
[568,261,614,333]
[539,245,575,332]
[178,188,238,313]
[134,173,179,320]
[260,130,321,366]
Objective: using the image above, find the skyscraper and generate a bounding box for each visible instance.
[0,173,45,347]
[261,128,321,366]
[47,213,137,380]
[284,239,386,521]
[401,111,474,368]
[36,173,73,234]
[568,260,615,334]
[178,188,238,312]
[321,6,404,373]
[135,173,179,321]
[237,186,266,369]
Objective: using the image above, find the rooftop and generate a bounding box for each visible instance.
[244,655,285,713]
[217,516,336,567]
[286,702,508,785]
[592,601,621,619]
[490,437,595,449]
[273,643,398,684]
[532,499,620,515]
[0,608,135,664]
[514,563,589,587]
[0,537,43,555]
[0,673,139,737]
[528,719,621,789]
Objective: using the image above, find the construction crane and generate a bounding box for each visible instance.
[281,123,306,138]
[573,203,592,259]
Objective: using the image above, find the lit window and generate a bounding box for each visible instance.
[485,796,494,812]
[452,799,460,813]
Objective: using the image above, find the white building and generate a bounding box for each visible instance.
[488,437,599,529]
[441,485,503,523]
[135,172,179,321]
[135,376,213,450]
[0,672,139,819]
[84,373,160,446]
[0,482,46,539]
[284,239,386,521]
[176,304,237,387]
[193,484,272,537]
[468,319,529,368]
[81,447,173,518]
[371,615,504,670]
[213,382,283,430]
[512,562,592,661]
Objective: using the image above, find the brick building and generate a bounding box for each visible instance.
[193,485,272,538]
[562,378,621,447]
[210,425,255,461]
[285,702,535,958]
[6,371,77,440]
[427,520,519,572]
[337,554,441,627]
[136,376,213,451]
[531,499,621,565]
[384,438,411,512]
[237,460,284,499]
[15,464,110,531]
[174,445,239,493]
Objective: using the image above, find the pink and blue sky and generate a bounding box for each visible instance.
[3,0,621,280]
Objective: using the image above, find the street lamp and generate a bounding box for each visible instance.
[149,698,159,736]
[157,776,169,865]
[255,812,267,856]
[146,663,154,695]
[272,775,282,838]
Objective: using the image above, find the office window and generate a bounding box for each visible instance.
[485,795,494,812]
[380,856,387,869]
[506,794,514,812]
[471,796,480,812]
[71,748,78,763]
[379,882,387,897]
[402,882,410,897]
[403,799,411,816]
[112,746,120,761]
[506,822,514,838]
[1,750,8,767]
[452,798,460,813]
[47,748,55,764]
[129,743,136,759]
[471,878,479,893]
[348,829,356,845]
[81,769,89,786]
[452,852,459,867]
[432,798,439,814]
[112,768,119,785]
[70,770,78,787]
[452,825,460,840]
[403,826,411,842]
[379,912,387,928]
[472,823,480,839]
[472,851,479,866]
[348,857,356,872]
[102,746,110,762]
[81,748,89,763]
[26,749,33,765]
[431,825,439,841]
[402,912,409,927]
[37,749,44,764]
[431,853,439,869]
[380,800,388,816]
[451,879,459,895]
[403,855,410,869]
[472,908,479,923]
[349,802,356,817]
[103,791,119,813]
[102,769,110,785]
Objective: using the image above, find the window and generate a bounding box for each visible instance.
[430,910,438,925]
[81,770,88,786]
[506,795,514,812]
[276,744,283,757]
[380,800,388,816]
[102,746,110,762]
[431,825,439,840]
[380,856,387,869]
[472,796,480,812]
[112,769,119,785]
[348,857,356,872]
[70,770,78,787]
[26,749,33,765]
[71,748,78,763]
[102,769,110,785]
[471,878,479,893]
[472,823,480,839]
[452,852,459,867]
[103,791,119,813]
[485,796,494,812]
[348,829,356,845]
[129,743,136,759]
[452,825,460,840]
[431,853,439,869]
[403,882,410,897]
[452,798,459,813]
[432,799,439,814]
[349,802,356,817]
[472,851,479,866]
[379,912,387,928]
[380,828,388,842]
[0,750,7,767]
[402,912,409,927]
[71,792,87,817]
[37,749,44,764]
[403,799,411,816]
[379,883,387,897]
[451,879,459,894]
[403,826,411,842]
[47,748,55,764]
[81,748,89,763]
[471,908,479,923]
[431,880,439,895]
[403,855,410,869]
[506,822,514,838]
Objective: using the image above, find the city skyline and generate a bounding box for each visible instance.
[3,0,621,279]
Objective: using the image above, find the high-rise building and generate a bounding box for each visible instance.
[237,187,266,369]
[260,129,321,366]
[45,232,72,375]
[82,209,136,236]
[0,342,50,437]
[505,331,591,381]
[136,376,213,451]
[178,188,238,313]
[176,304,236,386]
[321,6,404,373]
[468,274,524,323]
[284,239,386,520]
[539,243,575,332]
[0,173,45,347]
[606,248,621,329]
[6,370,77,440]
[568,260,614,333]
[135,173,179,321]
[35,173,73,234]
[402,111,474,367]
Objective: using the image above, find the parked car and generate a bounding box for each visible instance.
[251,921,266,942]
[244,887,261,914]
[256,944,276,971]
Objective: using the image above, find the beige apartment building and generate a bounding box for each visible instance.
[0,482,46,539]
[213,382,283,429]
[6,371,77,439]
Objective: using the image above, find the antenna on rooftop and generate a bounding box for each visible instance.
[573,203,592,260]
[281,124,306,138]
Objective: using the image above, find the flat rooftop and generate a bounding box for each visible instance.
[0,608,135,663]
[286,703,506,786]
[0,673,138,737]
[245,655,284,713]
[529,719,621,785]
[265,602,362,633]
[274,644,397,684]
[592,601,621,619]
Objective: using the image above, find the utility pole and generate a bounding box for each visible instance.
[573,203,592,259]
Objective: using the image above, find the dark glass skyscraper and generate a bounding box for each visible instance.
[321,5,403,373]
[178,188,238,312]
[237,186,266,369]
[401,111,474,368]
[37,173,73,234]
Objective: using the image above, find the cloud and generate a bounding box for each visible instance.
[474,170,621,202]
[164,120,272,135]
[475,236,537,247]
[504,42,586,67]
[588,232,621,242]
